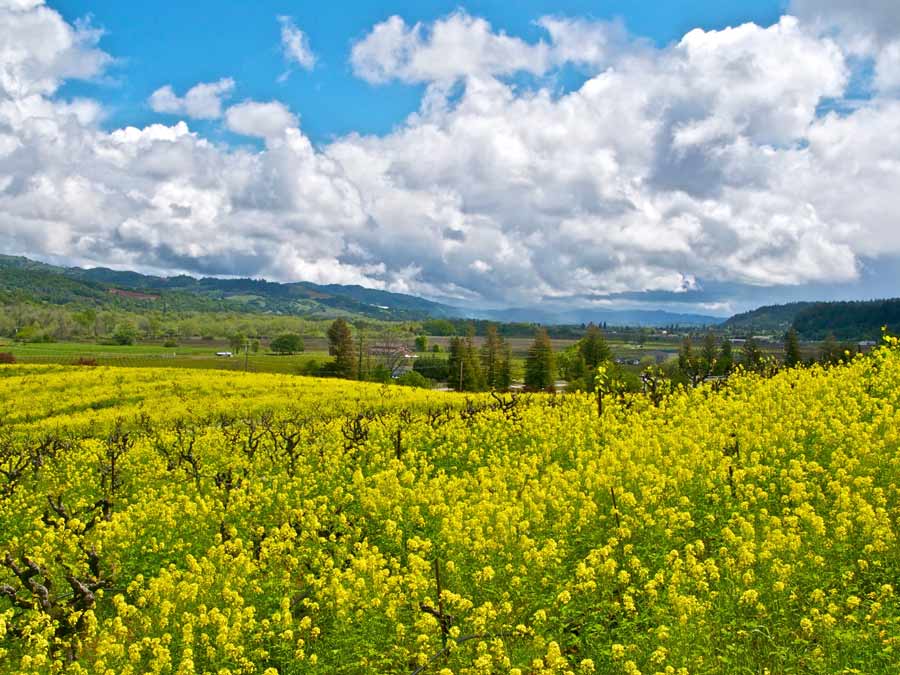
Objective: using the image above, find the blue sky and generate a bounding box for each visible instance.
[54,0,787,144]
[3,0,900,317]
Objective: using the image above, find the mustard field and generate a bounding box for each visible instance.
[1,343,899,675]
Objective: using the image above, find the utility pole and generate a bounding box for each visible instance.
[244,342,249,372]
[459,358,464,391]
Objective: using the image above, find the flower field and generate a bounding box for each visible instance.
[1,343,899,674]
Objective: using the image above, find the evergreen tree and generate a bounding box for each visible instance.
[497,341,513,390]
[700,332,718,376]
[525,328,556,390]
[462,324,485,391]
[579,323,612,369]
[447,336,464,390]
[784,327,801,367]
[717,339,734,375]
[327,318,356,379]
[481,324,503,389]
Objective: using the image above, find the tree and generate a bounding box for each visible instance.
[327,319,356,378]
[413,356,450,381]
[414,335,428,352]
[496,341,512,390]
[818,333,852,365]
[678,337,707,385]
[579,324,612,370]
[741,337,765,372]
[395,371,430,388]
[717,339,734,375]
[270,333,304,355]
[111,322,137,346]
[700,333,718,376]
[447,336,464,390]
[481,324,509,389]
[462,325,485,391]
[446,326,484,391]
[525,328,556,390]
[784,328,801,367]
[229,333,247,355]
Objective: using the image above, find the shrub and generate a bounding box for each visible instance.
[395,370,430,388]
[414,356,450,381]
[270,333,304,355]
[0,352,16,364]
[75,357,98,367]
[163,339,178,348]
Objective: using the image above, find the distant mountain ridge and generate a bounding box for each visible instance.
[0,254,730,326]
[724,299,900,340]
[472,305,721,327]
[0,254,458,321]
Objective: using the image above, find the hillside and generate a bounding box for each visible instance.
[792,299,900,340]
[2,342,899,672]
[724,298,900,340]
[722,301,814,334]
[0,255,458,321]
[478,305,721,327]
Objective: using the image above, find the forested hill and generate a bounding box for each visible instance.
[792,299,900,340]
[724,299,900,340]
[0,255,458,321]
[722,302,814,334]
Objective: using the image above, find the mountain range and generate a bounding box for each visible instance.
[0,255,722,326]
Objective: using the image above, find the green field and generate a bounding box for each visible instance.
[0,340,331,375]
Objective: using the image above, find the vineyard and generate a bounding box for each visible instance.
[1,341,899,675]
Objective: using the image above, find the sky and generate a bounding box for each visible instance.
[2,0,900,317]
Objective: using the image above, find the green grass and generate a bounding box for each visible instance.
[0,339,330,375]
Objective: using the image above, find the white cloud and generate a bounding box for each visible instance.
[0,0,109,97]
[149,78,235,119]
[3,3,900,309]
[791,0,900,97]
[224,100,298,139]
[278,16,316,71]
[351,12,553,84]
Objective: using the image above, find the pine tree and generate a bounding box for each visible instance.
[525,328,556,390]
[497,341,512,390]
[462,325,485,391]
[481,324,502,388]
[717,339,734,375]
[327,318,356,379]
[447,336,464,390]
[700,332,718,377]
[784,327,801,367]
[579,323,612,370]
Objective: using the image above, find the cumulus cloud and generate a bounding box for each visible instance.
[4,2,900,309]
[224,100,298,139]
[791,0,900,96]
[149,78,235,119]
[278,16,316,71]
